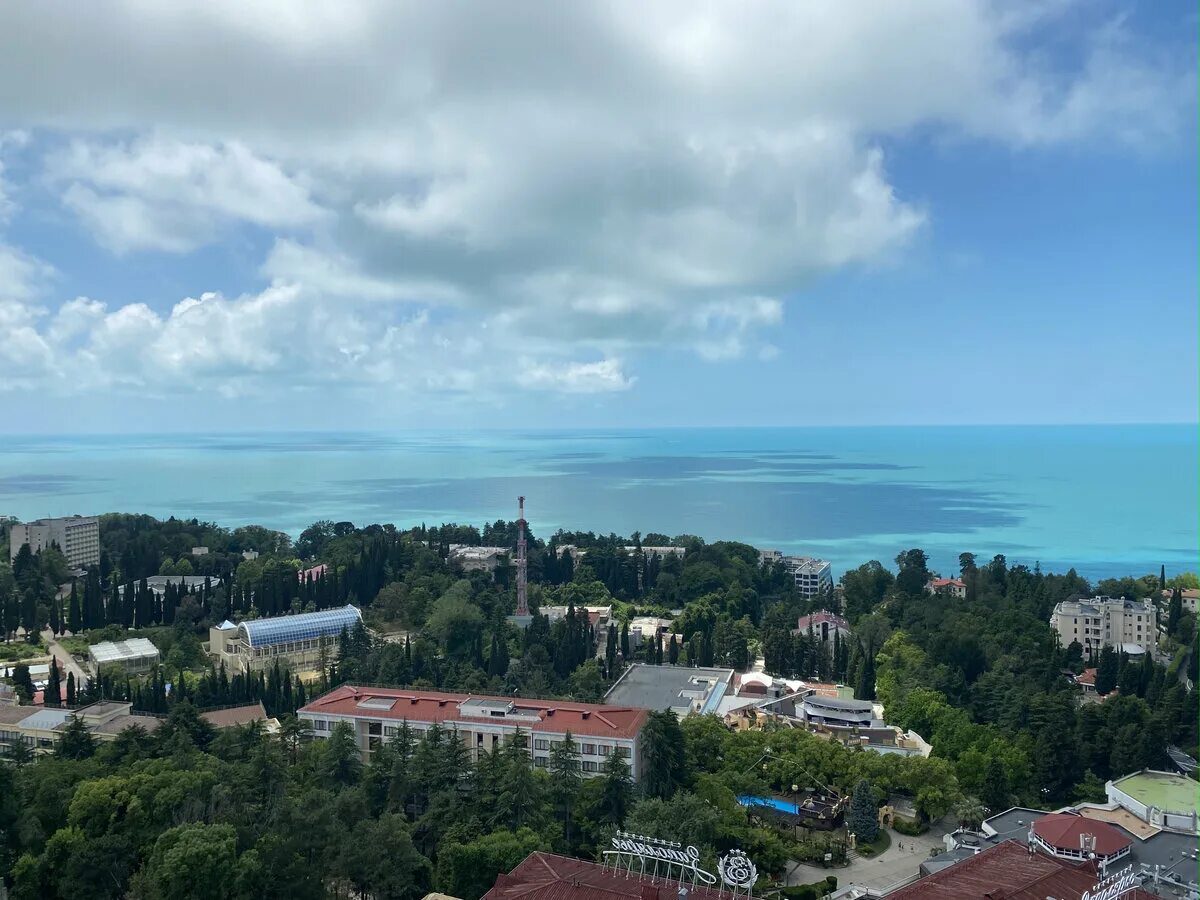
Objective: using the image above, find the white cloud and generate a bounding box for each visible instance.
[0,243,54,302]
[526,358,635,394]
[47,137,326,253]
[0,1,1188,402]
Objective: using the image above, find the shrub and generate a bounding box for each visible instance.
[893,818,928,836]
[782,876,838,900]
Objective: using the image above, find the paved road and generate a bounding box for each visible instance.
[787,825,949,894]
[41,629,90,691]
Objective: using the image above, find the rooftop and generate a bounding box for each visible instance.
[482,851,731,900]
[795,611,850,631]
[1112,770,1199,816]
[885,840,1156,900]
[603,663,733,716]
[1032,812,1130,856]
[89,637,160,664]
[982,807,1051,843]
[200,702,271,729]
[238,604,362,649]
[302,685,649,739]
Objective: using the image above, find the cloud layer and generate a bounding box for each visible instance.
[0,1,1190,404]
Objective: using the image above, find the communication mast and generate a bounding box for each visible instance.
[516,495,529,617]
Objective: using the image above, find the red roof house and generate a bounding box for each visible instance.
[1031,813,1131,863]
[886,840,1154,899]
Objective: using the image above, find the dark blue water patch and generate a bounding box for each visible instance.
[316,472,1022,541]
[534,455,912,479]
[0,474,96,496]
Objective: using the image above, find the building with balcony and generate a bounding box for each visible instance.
[299,685,649,779]
[781,556,833,597]
[9,515,100,568]
[1051,596,1157,656]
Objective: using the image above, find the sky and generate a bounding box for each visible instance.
[0,1,1195,432]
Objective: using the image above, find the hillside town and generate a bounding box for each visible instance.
[0,507,1196,900]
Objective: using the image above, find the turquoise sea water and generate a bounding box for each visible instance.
[0,426,1194,580]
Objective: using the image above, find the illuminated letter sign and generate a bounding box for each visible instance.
[603,832,717,885]
[718,850,757,889]
[1081,870,1139,900]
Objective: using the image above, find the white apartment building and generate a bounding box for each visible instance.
[782,556,833,597]
[1050,596,1157,655]
[9,516,100,568]
[300,684,650,779]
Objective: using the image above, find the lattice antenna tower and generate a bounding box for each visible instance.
[515,496,528,616]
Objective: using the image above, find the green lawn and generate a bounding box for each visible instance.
[0,642,50,663]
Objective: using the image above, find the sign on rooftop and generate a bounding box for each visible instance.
[602,831,758,895]
[1081,868,1139,900]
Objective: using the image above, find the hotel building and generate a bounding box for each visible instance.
[1050,596,1157,655]
[9,515,100,569]
[300,684,650,779]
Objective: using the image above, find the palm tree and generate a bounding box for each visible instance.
[952,796,985,830]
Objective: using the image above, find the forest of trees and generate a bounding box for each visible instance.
[0,514,1196,899]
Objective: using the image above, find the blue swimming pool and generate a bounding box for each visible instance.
[739,795,800,815]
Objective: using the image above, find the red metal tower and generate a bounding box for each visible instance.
[515,495,528,617]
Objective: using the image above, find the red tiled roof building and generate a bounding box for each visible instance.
[483,851,734,900]
[300,685,649,779]
[885,840,1155,900]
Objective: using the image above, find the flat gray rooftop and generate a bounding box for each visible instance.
[983,807,1050,842]
[603,663,733,714]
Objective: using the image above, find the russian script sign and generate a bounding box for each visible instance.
[603,832,717,885]
[1081,869,1139,900]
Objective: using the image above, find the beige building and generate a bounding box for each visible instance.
[208,605,362,674]
[1051,596,1157,655]
[0,701,161,755]
[9,515,100,568]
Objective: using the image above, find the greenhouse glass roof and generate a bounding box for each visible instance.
[89,638,160,664]
[238,605,361,649]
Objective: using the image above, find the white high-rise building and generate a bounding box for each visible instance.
[782,556,833,597]
[9,516,100,569]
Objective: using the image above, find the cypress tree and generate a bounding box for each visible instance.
[67,582,81,633]
[66,671,76,707]
[45,658,61,706]
[1167,588,1183,635]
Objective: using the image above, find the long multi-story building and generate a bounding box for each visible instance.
[1050,596,1157,655]
[9,516,100,569]
[300,684,650,779]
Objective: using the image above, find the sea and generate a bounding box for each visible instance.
[0,425,1195,581]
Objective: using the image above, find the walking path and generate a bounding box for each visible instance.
[41,629,90,689]
[787,825,948,893]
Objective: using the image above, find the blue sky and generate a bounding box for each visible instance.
[0,1,1194,431]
